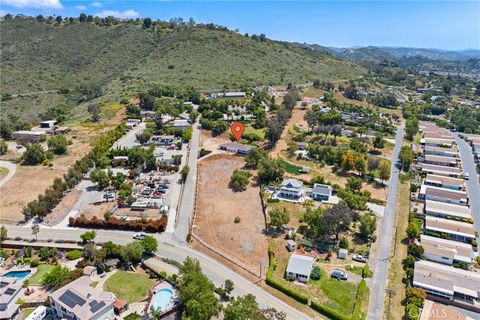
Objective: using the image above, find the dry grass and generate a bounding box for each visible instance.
[384,178,410,319]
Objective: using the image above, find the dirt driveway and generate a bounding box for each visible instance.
[270,105,308,158]
[193,154,268,274]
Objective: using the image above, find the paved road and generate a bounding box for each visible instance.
[174,121,201,242]
[0,160,16,188]
[112,122,145,149]
[453,134,480,234]
[6,226,310,319]
[368,126,405,320]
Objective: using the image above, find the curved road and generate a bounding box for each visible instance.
[0,160,17,188]
[5,225,310,319]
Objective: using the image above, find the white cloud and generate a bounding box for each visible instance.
[0,9,9,16]
[95,9,138,19]
[90,1,101,7]
[74,5,86,10]
[0,0,63,9]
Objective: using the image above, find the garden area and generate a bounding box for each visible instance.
[28,264,56,284]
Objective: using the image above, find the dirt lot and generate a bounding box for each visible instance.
[43,188,82,225]
[193,154,268,274]
[270,105,308,158]
[0,108,125,224]
[199,130,230,151]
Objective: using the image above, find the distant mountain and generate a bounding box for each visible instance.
[379,47,480,61]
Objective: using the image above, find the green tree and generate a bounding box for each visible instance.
[141,236,158,253]
[22,144,46,165]
[0,140,7,155]
[372,133,386,151]
[399,146,414,171]
[346,176,363,192]
[323,204,355,240]
[229,170,252,191]
[358,213,376,239]
[182,127,192,142]
[79,13,87,22]
[0,226,7,244]
[90,169,110,189]
[143,17,152,28]
[341,150,355,171]
[178,257,221,320]
[47,135,68,155]
[304,207,325,238]
[87,104,100,122]
[245,148,267,168]
[378,160,391,183]
[268,208,290,229]
[42,265,70,288]
[80,230,97,244]
[223,279,234,296]
[224,294,259,320]
[119,241,143,263]
[181,165,190,183]
[405,117,419,141]
[406,220,421,239]
[257,157,284,185]
[31,225,40,241]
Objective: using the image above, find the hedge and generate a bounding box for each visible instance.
[266,251,308,305]
[310,301,350,320]
[351,280,369,320]
[66,250,83,260]
[69,216,167,232]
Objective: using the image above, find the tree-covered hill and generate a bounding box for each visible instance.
[0,17,364,120]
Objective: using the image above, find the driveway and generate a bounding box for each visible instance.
[0,160,16,188]
[367,126,405,320]
[112,122,145,149]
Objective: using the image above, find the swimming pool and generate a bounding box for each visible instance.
[2,270,31,279]
[150,288,173,311]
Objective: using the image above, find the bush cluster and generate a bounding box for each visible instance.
[69,216,167,232]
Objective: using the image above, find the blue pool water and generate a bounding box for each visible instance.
[150,288,173,311]
[2,270,31,278]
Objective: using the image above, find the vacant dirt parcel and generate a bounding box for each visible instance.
[194,154,268,275]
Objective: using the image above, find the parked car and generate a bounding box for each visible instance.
[331,269,348,280]
[464,173,470,180]
[133,233,146,240]
[103,192,115,199]
[352,254,367,263]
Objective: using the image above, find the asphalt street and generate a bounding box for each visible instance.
[453,134,480,234]
[6,226,310,319]
[367,126,405,320]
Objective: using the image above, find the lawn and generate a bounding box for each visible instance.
[244,124,266,140]
[21,308,35,320]
[28,264,55,285]
[278,159,302,175]
[103,271,154,303]
[309,270,358,315]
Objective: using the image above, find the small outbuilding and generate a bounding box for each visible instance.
[286,240,296,252]
[338,248,348,260]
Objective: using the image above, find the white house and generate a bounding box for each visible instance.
[278,179,304,201]
[49,276,115,320]
[310,183,332,201]
[285,254,315,283]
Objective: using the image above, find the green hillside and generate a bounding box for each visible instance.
[0,19,364,120]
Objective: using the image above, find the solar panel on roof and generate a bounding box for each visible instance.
[5,288,16,295]
[89,300,106,313]
[59,290,86,308]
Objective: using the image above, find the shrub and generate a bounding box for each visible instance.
[66,250,82,260]
[351,279,369,320]
[310,266,322,280]
[310,301,349,320]
[362,264,370,278]
[234,216,241,224]
[339,237,349,249]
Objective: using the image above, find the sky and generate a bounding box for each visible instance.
[0,0,479,50]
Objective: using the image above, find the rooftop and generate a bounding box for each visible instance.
[421,234,474,263]
[425,200,471,220]
[311,183,332,195]
[219,142,253,152]
[420,300,473,320]
[281,179,304,189]
[425,216,475,238]
[420,163,462,175]
[423,186,468,202]
[425,174,464,188]
[286,254,315,276]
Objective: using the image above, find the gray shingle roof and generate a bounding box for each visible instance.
[286,254,315,276]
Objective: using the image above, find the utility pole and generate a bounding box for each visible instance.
[385,288,396,320]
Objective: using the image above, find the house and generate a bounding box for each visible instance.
[296,142,308,150]
[423,155,459,167]
[310,183,332,202]
[112,156,129,164]
[419,300,475,320]
[113,300,128,315]
[140,110,156,120]
[424,174,464,190]
[278,179,304,201]
[219,142,252,155]
[421,234,474,265]
[172,119,191,129]
[340,129,353,137]
[419,185,468,206]
[83,266,97,277]
[420,163,463,178]
[423,146,459,158]
[12,130,47,144]
[286,240,296,252]
[49,276,115,320]
[338,248,348,259]
[285,254,315,283]
[424,200,471,222]
[422,137,455,148]
[210,92,246,99]
[424,216,475,243]
[413,260,480,305]
[40,120,57,129]
[0,277,24,320]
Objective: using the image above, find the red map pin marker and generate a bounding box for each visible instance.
[231,122,245,141]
